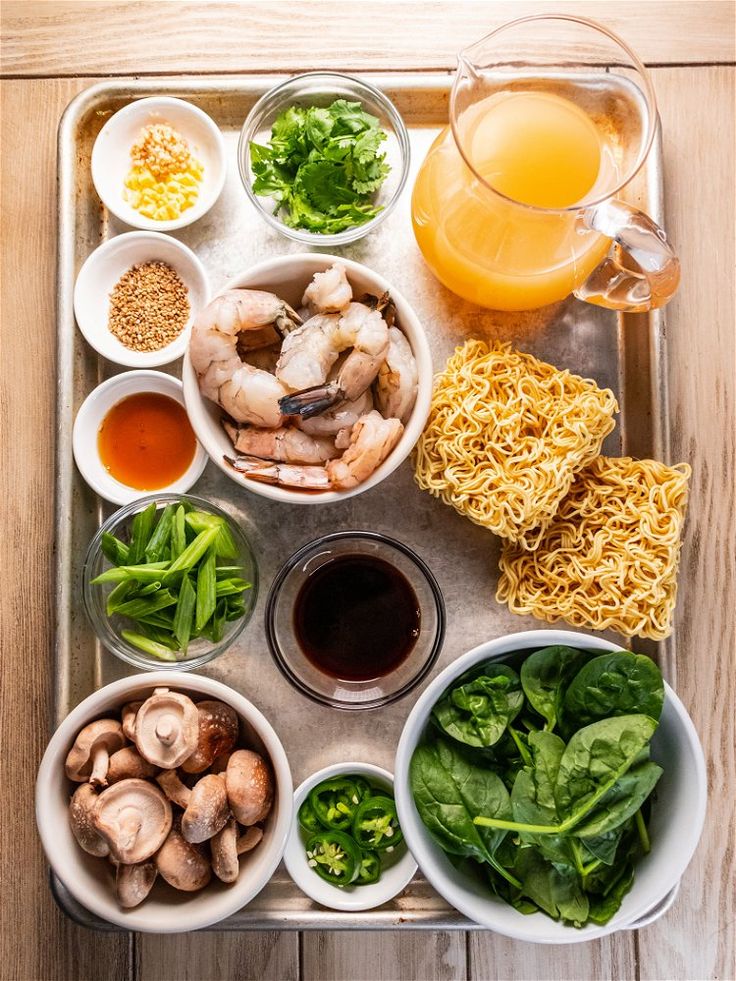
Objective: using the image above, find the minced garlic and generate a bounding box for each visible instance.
[123,123,204,221]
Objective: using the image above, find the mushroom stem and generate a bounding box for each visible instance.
[156,770,192,809]
[117,806,144,854]
[155,716,178,747]
[89,746,111,787]
[237,826,263,854]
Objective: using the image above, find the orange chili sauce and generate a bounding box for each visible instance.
[98,392,196,490]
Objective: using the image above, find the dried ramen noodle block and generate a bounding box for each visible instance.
[497,456,691,640]
[413,340,618,549]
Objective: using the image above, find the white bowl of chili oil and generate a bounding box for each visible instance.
[73,231,209,369]
[72,370,208,506]
[91,96,226,232]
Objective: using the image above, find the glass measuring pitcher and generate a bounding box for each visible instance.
[411,15,680,312]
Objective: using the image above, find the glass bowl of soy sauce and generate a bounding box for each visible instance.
[265,532,445,710]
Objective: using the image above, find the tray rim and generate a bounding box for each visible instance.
[53,73,675,933]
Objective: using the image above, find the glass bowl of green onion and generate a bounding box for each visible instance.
[238,72,411,246]
[82,494,258,671]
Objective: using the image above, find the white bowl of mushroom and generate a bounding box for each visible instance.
[181,253,433,504]
[35,673,293,932]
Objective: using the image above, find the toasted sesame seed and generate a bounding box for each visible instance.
[107,261,189,352]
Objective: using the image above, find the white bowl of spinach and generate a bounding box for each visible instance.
[394,629,706,943]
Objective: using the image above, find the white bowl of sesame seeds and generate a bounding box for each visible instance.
[91,96,226,232]
[74,231,210,368]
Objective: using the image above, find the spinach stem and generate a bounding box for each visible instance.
[635,809,651,853]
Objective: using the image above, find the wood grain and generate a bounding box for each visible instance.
[301,930,467,981]
[635,66,736,981]
[136,933,299,980]
[1,7,734,981]
[0,77,133,981]
[2,1,735,77]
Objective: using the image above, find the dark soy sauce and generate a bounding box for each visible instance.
[293,554,421,681]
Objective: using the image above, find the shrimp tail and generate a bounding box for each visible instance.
[273,303,303,337]
[279,382,343,419]
[224,455,331,490]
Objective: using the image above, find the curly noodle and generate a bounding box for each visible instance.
[497,456,691,640]
[413,340,618,549]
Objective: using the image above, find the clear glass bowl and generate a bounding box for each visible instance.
[238,72,411,246]
[265,531,445,710]
[83,493,258,672]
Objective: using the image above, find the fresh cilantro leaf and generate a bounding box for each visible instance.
[248,97,391,234]
[329,99,380,135]
[297,160,359,212]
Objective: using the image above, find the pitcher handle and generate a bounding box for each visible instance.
[573,199,680,313]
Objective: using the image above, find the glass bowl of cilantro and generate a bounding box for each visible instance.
[238,72,410,245]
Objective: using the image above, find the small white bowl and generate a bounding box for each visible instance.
[35,672,293,933]
[283,763,417,912]
[72,370,208,505]
[91,96,226,232]
[394,629,707,943]
[182,253,433,505]
[73,231,209,368]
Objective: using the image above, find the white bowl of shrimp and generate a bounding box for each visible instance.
[182,254,432,504]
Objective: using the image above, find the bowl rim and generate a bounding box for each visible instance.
[181,251,433,505]
[237,71,411,246]
[393,627,708,943]
[264,530,446,711]
[90,95,227,232]
[72,370,209,505]
[72,229,210,368]
[35,671,293,933]
[81,492,258,670]
[283,761,417,911]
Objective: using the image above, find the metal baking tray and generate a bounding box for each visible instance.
[54,75,673,930]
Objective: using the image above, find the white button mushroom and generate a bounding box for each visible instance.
[225,749,274,826]
[69,783,110,857]
[181,773,230,844]
[180,700,239,774]
[133,688,199,769]
[65,719,126,787]
[92,778,172,864]
[155,826,212,892]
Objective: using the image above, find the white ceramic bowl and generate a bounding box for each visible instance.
[73,231,210,367]
[394,629,707,943]
[182,253,433,504]
[72,370,208,505]
[283,763,417,911]
[35,672,293,933]
[91,96,226,232]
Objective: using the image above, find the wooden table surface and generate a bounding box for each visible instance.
[1,3,734,980]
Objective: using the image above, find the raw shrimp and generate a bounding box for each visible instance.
[297,388,373,438]
[374,326,418,423]
[302,262,352,313]
[277,303,389,418]
[222,421,338,464]
[226,410,403,491]
[189,289,301,428]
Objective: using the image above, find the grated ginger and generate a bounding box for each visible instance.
[123,123,204,220]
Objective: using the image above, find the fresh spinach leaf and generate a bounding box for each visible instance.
[432,664,523,748]
[513,849,590,926]
[573,762,663,838]
[520,645,589,730]
[410,738,520,886]
[586,864,635,925]
[554,715,658,833]
[562,651,664,732]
